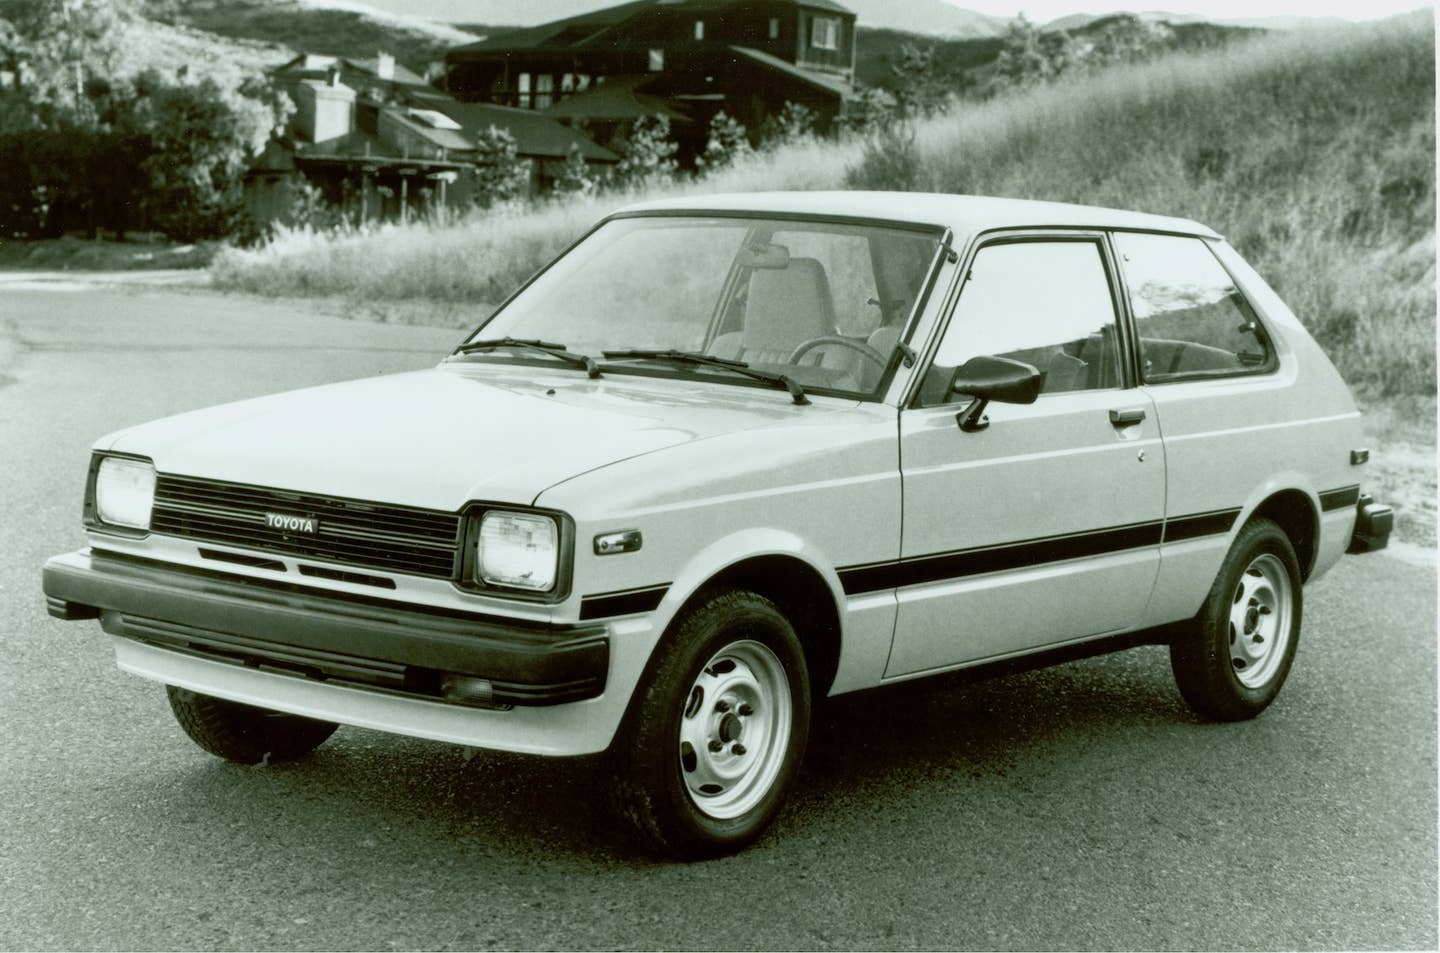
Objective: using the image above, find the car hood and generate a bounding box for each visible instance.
[103,363,839,510]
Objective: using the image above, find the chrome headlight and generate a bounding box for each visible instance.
[93,456,156,530]
[477,510,559,592]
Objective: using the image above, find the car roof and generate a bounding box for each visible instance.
[615,191,1221,241]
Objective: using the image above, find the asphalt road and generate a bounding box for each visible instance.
[2,283,1435,951]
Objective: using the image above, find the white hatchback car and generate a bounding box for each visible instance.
[44,192,1392,858]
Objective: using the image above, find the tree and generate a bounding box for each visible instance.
[890,43,951,118]
[1086,15,1175,68]
[759,101,817,149]
[697,111,751,173]
[0,0,137,112]
[117,70,291,241]
[0,2,289,240]
[281,177,346,231]
[844,115,921,192]
[471,125,532,207]
[992,14,1077,90]
[611,115,678,190]
[552,143,598,196]
[990,13,1175,94]
[0,0,140,234]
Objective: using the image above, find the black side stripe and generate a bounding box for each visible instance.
[1162,508,1242,544]
[839,508,1242,596]
[1319,485,1361,512]
[579,584,670,620]
[840,520,1163,595]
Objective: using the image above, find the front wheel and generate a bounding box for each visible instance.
[166,686,338,764]
[610,590,810,859]
[1170,518,1303,721]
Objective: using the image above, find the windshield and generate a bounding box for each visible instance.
[460,215,944,399]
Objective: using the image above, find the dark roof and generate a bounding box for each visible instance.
[346,56,430,88]
[272,53,430,89]
[406,91,619,162]
[541,75,692,123]
[728,46,850,97]
[382,108,474,151]
[449,0,853,57]
[288,130,467,171]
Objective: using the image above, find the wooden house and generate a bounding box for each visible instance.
[444,0,857,159]
[247,53,617,227]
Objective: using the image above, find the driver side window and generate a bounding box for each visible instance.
[922,239,1122,405]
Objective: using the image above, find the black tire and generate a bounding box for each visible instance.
[166,686,338,764]
[609,590,811,860]
[1170,517,1303,721]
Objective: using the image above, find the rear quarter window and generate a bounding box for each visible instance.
[1113,232,1277,382]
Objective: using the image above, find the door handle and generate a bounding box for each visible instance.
[1109,408,1146,427]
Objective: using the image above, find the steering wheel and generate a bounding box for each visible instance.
[789,335,889,370]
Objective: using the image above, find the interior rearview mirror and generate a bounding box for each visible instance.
[950,355,1044,432]
[736,242,790,270]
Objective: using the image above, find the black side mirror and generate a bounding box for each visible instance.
[950,355,1044,432]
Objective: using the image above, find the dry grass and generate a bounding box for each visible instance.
[856,13,1437,398]
[212,14,1436,397]
[211,135,855,312]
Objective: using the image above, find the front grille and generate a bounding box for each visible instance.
[152,474,462,579]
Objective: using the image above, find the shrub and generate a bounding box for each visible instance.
[759,102,817,149]
[552,143,598,197]
[211,16,1435,399]
[844,117,921,192]
[610,115,678,190]
[698,111,752,172]
[471,126,532,208]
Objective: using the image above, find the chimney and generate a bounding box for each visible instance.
[375,52,395,81]
[326,65,340,87]
[295,78,356,143]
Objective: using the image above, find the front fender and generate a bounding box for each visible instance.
[646,526,848,641]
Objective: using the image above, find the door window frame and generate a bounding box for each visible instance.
[903,229,1139,410]
[1108,229,1282,385]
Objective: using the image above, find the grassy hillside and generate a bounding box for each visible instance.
[212,14,1435,401]
[854,17,1257,94]
[848,14,1434,398]
[853,27,1003,93]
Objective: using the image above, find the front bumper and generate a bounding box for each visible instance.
[1347,494,1394,554]
[42,549,608,708]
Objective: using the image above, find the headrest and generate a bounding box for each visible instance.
[743,257,836,351]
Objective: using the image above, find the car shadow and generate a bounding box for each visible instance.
[137,643,1198,866]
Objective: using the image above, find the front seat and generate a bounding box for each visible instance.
[711,257,837,366]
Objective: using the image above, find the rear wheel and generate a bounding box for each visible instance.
[610,590,810,859]
[1170,518,1302,721]
[166,686,338,764]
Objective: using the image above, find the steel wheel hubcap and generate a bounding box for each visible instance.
[1227,553,1292,688]
[678,639,792,820]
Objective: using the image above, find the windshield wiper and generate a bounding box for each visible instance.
[453,337,600,378]
[602,349,809,405]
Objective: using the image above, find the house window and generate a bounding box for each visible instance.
[649,48,665,71]
[535,73,554,109]
[810,16,839,50]
[517,71,531,108]
[769,17,780,39]
[694,19,704,40]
